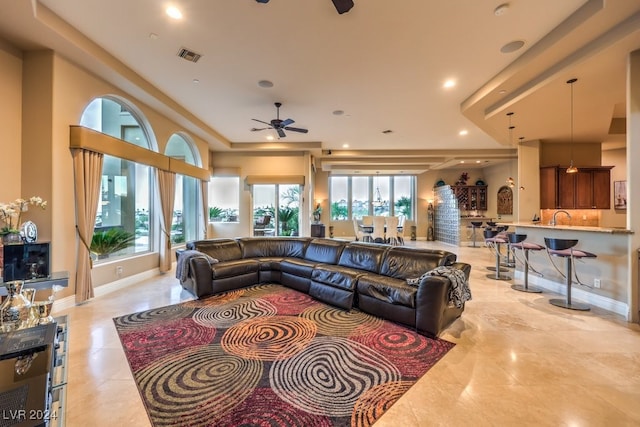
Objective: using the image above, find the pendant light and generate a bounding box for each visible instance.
[566,78,578,174]
[372,172,383,207]
[506,112,515,188]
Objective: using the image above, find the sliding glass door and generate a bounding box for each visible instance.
[252,184,300,236]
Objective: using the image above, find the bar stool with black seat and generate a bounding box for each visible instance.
[544,238,597,311]
[467,221,484,248]
[508,233,544,293]
[484,228,511,281]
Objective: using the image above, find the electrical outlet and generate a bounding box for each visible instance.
[116,266,123,276]
[593,278,601,288]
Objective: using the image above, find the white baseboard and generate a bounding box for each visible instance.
[514,271,629,318]
[52,268,162,314]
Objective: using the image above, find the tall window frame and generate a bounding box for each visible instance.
[329,175,416,221]
[165,133,202,245]
[80,96,155,262]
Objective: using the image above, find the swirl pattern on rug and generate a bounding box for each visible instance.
[261,287,318,315]
[120,318,217,372]
[114,284,455,427]
[270,336,401,417]
[221,316,317,361]
[113,304,194,331]
[351,381,414,427]
[136,344,263,426]
[351,322,455,377]
[299,305,384,337]
[192,298,277,328]
[215,388,333,427]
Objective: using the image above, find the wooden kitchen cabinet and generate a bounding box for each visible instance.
[539,166,613,209]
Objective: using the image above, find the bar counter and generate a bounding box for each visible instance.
[499,222,634,318]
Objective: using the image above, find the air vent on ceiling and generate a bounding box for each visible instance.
[177,47,202,63]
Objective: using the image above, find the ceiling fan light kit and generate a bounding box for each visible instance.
[251,102,308,138]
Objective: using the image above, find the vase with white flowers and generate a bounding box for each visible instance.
[0,196,47,244]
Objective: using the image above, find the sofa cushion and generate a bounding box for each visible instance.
[280,258,316,279]
[379,247,456,280]
[337,243,388,274]
[304,239,347,264]
[238,237,310,259]
[357,273,417,308]
[211,259,259,279]
[311,264,364,291]
[187,239,242,262]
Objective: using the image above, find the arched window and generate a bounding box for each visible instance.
[165,133,201,245]
[80,97,154,260]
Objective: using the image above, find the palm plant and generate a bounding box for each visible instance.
[278,206,298,236]
[91,228,136,259]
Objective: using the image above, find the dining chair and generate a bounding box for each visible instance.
[371,216,386,243]
[385,216,402,245]
[361,215,374,242]
[353,218,364,241]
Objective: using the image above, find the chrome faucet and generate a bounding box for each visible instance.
[550,210,571,226]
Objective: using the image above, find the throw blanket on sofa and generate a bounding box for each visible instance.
[176,250,218,283]
[407,266,471,308]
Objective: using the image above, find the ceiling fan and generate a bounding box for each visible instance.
[251,102,309,138]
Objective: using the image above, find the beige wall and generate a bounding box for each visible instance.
[0,42,23,202]
[540,142,601,167]
[601,147,628,228]
[1,43,211,299]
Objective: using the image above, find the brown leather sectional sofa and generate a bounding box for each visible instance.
[177,237,470,337]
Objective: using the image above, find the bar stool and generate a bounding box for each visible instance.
[508,233,544,293]
[485,227,510,274]
[544,238,597,311]
[497,226,516,268]
[484,228,511,281]
[467,221,483,248]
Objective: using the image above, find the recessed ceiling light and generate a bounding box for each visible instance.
[266,135,274,141]
[476,160,481,163]
[258,80,273,88]
[166,6,183,19]
[443,79,456,89]
[459,129,468,136]
[501,40,525,53]
[192,79,200,84]
[332,110,345,116]
[498,89,507,94]
[460,160,465,164]
[342,144,349,148]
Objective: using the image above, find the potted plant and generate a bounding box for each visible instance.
[209,206,223,222]
[90,228,136,260]
[0,196,47,244]
[312,203,322,223]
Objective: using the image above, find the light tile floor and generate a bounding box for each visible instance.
[56,241,640,426]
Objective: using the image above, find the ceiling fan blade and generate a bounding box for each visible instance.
[280,118,294,127]
[252,118,271,126]
[251,127,269,131]
[284,127,308,133]
[277,128,286,138]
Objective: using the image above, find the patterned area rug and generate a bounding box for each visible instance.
[113,284,455,427]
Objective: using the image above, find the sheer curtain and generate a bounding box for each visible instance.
[72,148,104,303]
[200,179,209,239]
[158,170,176,272]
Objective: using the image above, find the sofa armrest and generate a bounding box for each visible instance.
[414,262,470,337]
[184,257,214,298]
